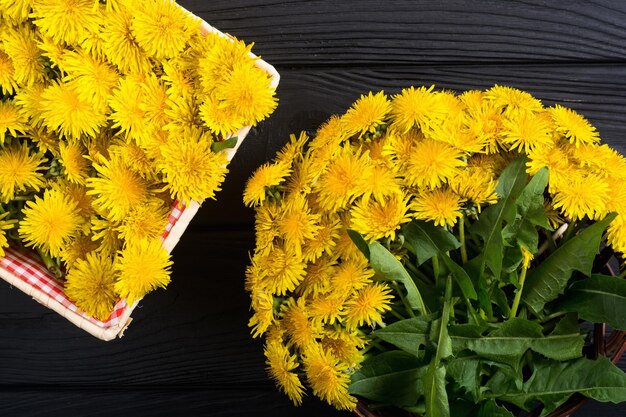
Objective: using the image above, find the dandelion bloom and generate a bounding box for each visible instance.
[411,187,466,227]
[243,162,291,207]
[390,85,448,133]
[550,104,600,147]
[0,100,26,143]
[31,0,100,45]
[405,138,466,189]
[302,345,357,410]
[19,189,83,257]
[158,127,229,205]
[343,283,394,329]
[341,91,391,137]
[280,298,321,350]
[0,212,16,258]
[0,142,46,203]
[264,339,305,405]
[551,173,609,220]
[59,140,90,184]
[350,194,412,241]
[114,238,172,304]
[65,252,118,321]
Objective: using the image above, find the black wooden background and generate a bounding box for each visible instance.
[2,1,626,416]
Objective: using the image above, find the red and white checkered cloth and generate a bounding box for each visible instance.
[0,201,186,328]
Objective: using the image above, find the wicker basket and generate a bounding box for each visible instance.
[0,14,280,341]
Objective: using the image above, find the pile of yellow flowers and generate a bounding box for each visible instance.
[0,0,277,320]
[244,85,626,410]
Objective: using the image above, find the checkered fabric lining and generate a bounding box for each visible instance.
[0,201,186,328]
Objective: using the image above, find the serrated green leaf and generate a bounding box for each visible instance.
[349,351,428,407]
[369,241,428,315]
[487,357,626,415]
[502,167,551,253]
[440,253,478,301]
[450,318,583,368]
[471,157,528,280]
[522,213,617,315]
[424,365,450,417]
[558,274,626,330]
[373,315,434,356]
[447,357,482,402]
[403,220,461,266]
[210,136,238,153]
[477,400,515,417]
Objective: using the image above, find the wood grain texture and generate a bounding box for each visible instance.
[3,1,626,416]
[178,0,626,65]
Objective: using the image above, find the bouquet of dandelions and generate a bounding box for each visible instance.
[0,0,277,321]
[244,85,626,416]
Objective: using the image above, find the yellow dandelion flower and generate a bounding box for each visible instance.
[249,286,276,337]
[0,100,27,143]
[332,257,375,296]
[607,214,626,254]
[320,328,365,368]
[0,212,16,258]
[544,201,564,229]
[309,293,345,325]
[197,35,253,88]
[405,138,466,189]
[41,82,106,140]
[390,85,448,133]
[310,115,348,150]
[139,75,171,130]
[296,256,337,297]
[87,155,151,221]
[264,339,305,405]
[109,77,152,145]
[101,5,152,73]
[80,22,107,60]
[278,194,321,256]
[58,181,95,218]
[521,246,534,269]
[302,344,357,411]
[463,100,504,154]
[162,59,195,98]
[381,129,422,170]
[253,201,280,256]
[0,142,46,203]
[19,188,83,257]
[285,157,317,196]
[314,147,372,211]
[276,131,309,167]
[108,139,157,179]
[280,297,321,350]
[198,95,245,138]
[62,50,120,112]
[485,85,543,116]
[550,104,600,147]
[606,175,626,214]
[551,172,609,220]
[37,35,68,71]
[350,194,411,241]
[2,25,45,86]
[59,233,99,268]
[31,0,100,44]
[65,252,118,321]
[448,167,498,210]
[215,62,278,125]
[411,187,466,227]
[255,245,307,296]
[0,0,31,23]
[158,127,229,204]
[527,143,571,192]
[243,162,291,207]
[24,127,59,156]
[116,199,170,244]
[340,91,391,137]
[500,111,554,153]
[430,114,486,155]
[570,144,625,178]
[130,0,199,59]
[0,51,18,95]
[59,140,90,184]
[362,164,403,203]
[334,227,368,262]
[344,283,394,329]
[91,216,122,256]
[15,84,47,126]
[114,238,172,304]
[302,214,341,263]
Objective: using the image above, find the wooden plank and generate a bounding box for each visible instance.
[196,63,626,226]
[179,0,626,65]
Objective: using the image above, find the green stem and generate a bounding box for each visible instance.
[432,255,440,287]
[434,276,453,365]
[391,281,415,318]
[509,266,528,319]
[542,311,568,323]
[405,262,433,285]
[459,217,468,265]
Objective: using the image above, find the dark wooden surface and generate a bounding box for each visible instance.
[2,1,626,416]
